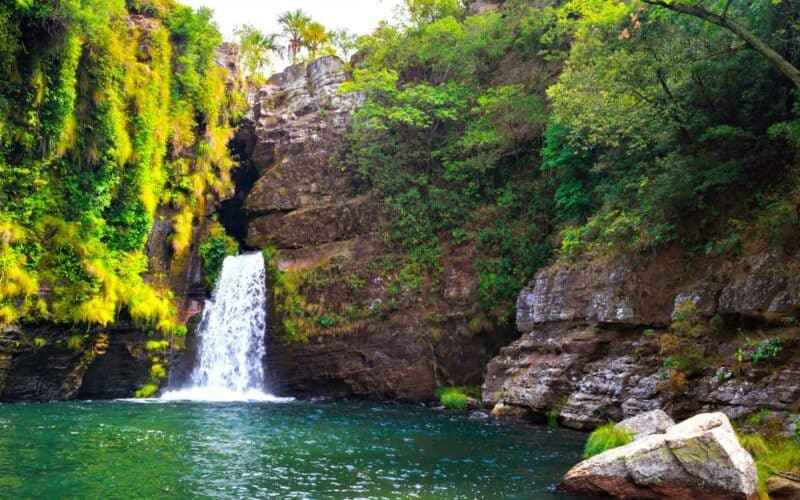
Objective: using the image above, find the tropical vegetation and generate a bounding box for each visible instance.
[0,0,243,337]
[341,0,800,322]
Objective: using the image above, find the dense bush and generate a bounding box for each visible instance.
[344,0,800,325]
[342,0,564,322]
[548,0,800,255]
[0,1,242,336]
[199,223,239,288]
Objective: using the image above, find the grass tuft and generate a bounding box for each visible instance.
[584,423,634,459]
[739,433,800,499]
[436,387,471,410]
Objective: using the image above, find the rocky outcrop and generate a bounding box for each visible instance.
[234,57,505,400]
[517,251,800,331]
[266,325,486,400]
[486,249,800,427]
[562,412,759,499]
[0,324,150,401]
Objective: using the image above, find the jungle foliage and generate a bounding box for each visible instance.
[0,0,242,336]
[342,0,800,322]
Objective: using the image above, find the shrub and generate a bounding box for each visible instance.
[751,338,783,365]
[436,387,470,410]
[583,423,634,459]
[134,383,159,398]
[199,223,239,288]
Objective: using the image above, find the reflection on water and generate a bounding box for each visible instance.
[0,400,586,499]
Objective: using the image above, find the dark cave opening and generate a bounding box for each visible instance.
[218,121,261,251]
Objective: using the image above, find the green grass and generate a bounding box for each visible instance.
[436,387,471,410]
[583,423,634,459]
[740,433,800,499]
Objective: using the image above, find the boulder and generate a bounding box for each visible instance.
[617,409,675,440]
[768,474,800,499]
[490,402,530,419]
[561,412,758,499]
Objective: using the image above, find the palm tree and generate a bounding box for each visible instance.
[278,9,311,64]
[301,21,329,59]
[234,24,282,77]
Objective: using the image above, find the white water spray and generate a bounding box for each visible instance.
[162,253,289,402]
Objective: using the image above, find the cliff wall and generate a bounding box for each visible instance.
[238,57,508,400]
[484,250,800,428]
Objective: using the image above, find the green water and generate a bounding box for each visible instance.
[0,400,586,499]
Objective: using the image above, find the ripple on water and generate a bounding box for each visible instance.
[0,400,587,499]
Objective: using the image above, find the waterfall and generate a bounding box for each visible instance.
[162,252,287,402]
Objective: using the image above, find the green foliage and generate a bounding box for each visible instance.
[549,0,800,255]
[405,0,463,26]
[235,24,281,79]
[134,383,159,399]
[740,432,800,498]
[263,247,313,343]
[199,223,239,288]
[658,300,710,387]
[436,386,471,410]
[0,1,241,340]
[66,335,83,351]
[316,313,338,329]
[750,338,783,365]
[342,2,562,321]
[583,423,634,459]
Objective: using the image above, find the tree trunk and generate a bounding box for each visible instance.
[642,0,800,89]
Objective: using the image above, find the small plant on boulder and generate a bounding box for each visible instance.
[583,423,634,459]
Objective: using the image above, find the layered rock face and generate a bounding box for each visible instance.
[562,412,759,499]
[0,324,150,401]
[484,250,800,428]
[240,57,503,400]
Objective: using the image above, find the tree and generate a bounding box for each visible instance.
[234,24,281,78]
[301,21,328,59]
[278,9,311,63]
[405,0,463,26]
[329,28,358,61]
[641,0,800,89]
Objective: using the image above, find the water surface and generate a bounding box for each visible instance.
[0,400,586,499]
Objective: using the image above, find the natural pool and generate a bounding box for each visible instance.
[0,400,586,499]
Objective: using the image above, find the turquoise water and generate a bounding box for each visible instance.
[0,400,586,499]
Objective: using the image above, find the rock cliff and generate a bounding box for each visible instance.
[484,249,800,428]
[237,57,507,400]
[0,323,151,401]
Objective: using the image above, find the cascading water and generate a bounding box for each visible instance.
[162,252,288,402]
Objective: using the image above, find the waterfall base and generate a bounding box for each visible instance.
[161,252,287,403]
[160,387,292,403]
